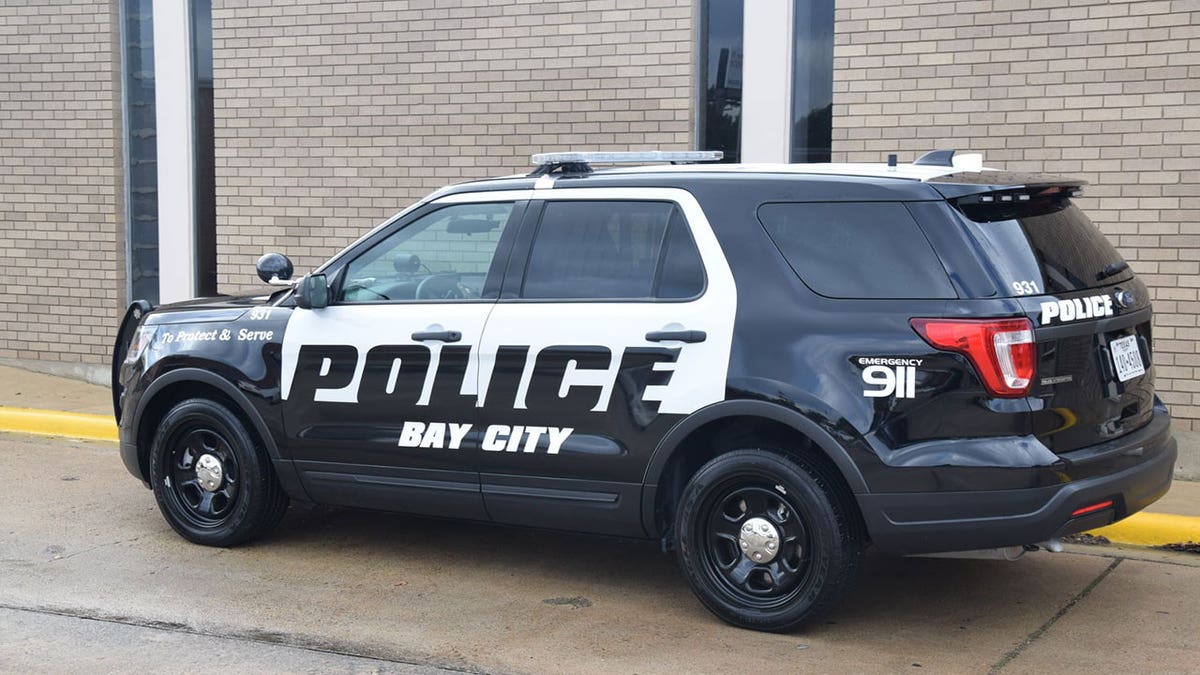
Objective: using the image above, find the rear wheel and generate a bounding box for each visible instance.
[148,398,288,547]
[675,449,861,631]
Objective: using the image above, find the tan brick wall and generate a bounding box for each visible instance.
[210,0,695,295]
[832,0,1200,428]
[0,0,122,368]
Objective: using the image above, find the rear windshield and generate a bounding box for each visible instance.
[757,202,956,299]
[954,198,1132,297]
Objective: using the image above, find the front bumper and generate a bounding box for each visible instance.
[858,407,1177,555]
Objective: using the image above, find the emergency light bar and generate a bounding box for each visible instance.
[531,151,723,166]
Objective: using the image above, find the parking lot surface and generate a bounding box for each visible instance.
[2,433,1198,673]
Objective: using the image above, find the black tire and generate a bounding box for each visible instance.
[148,398,288,547]
[675,448,862,632]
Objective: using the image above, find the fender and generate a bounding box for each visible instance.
[135,368,281,459]
[642,398,869,492]
[132,367,308,501]
[639,398,870,538]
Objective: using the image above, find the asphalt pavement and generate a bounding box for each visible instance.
[2,432,1198,674]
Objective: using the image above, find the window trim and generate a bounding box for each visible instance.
[326,199,526,307]
[502,197,709,305]
[755,199,958,301]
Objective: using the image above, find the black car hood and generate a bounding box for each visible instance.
[143,292,284,325]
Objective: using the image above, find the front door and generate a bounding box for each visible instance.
[474,188,737,535]
[280,198,524,519]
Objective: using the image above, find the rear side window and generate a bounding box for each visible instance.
[953,199,1131,296]
[521,201,705,300]
[757,202,956,299]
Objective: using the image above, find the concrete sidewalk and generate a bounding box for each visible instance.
[0,364,1196,548]
[2,431,1199,673]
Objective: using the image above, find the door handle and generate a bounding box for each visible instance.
[412,330,462,343]
[645,330,706,343]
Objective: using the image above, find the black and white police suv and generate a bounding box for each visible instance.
[114,150,1177,631]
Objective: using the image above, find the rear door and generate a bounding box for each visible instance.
[473,188,737,536]
[941,189,1155,452]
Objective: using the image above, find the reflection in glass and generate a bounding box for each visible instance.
[193,0,217,296]
[698,0,743,163]
[122,0,158,303]
[791,0,834,163]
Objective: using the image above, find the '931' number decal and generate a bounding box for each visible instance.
[1012,280,1040,295]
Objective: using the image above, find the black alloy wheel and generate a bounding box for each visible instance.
[676,448,862,632]
[700,484,814,608]
[149,398,288,547]
[163,425,241,529]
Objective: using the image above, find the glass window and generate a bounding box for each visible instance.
[522,201,705,300]
[122,0,158,303]
[698,0,744,163]
[955,200,1132,296]
[192,0,217,296]
[758,202,957,299]
[338,203,515,303]
[791,0,835,163]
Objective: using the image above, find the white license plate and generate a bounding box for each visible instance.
[1111,335,1146,382]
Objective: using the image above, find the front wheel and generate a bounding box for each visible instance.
[675,449,862,631]
[148,398,288,547]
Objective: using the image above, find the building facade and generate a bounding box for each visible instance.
[1,0,1198,441]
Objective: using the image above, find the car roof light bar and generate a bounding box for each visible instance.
[532,151,723,166]
[528,151,724,177]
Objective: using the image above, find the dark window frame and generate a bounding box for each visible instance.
[757,200,958,300]
[328,200,524,307]
[505,199,709,304]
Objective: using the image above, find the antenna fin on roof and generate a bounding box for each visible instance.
[912,149,957,167]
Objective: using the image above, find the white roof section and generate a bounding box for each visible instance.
[504,151,996,183]
[592,161,997,182]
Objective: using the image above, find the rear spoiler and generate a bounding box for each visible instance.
[927,170,1086,200]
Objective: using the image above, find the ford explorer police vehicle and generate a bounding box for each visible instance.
[113,150,1176,632]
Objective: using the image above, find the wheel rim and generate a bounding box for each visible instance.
[698,480,815,609]
[163,423,240,529]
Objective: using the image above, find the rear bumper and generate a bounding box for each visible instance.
[859,407,1176,555]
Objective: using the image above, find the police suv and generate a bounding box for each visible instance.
[113,150,1176,631]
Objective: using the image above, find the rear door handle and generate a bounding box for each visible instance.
[645,330,706,343]
[412,330,462,343]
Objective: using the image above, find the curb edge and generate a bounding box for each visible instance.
[0,406,118,443]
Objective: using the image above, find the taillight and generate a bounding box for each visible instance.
[910,318,1036,398]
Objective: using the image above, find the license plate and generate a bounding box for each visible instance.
[1111,335,1145,382]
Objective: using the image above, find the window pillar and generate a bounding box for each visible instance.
[151,0,197,303]
[739,0,793,163]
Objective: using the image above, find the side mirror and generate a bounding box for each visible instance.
[256,252,295,285]
[294,273,329,310]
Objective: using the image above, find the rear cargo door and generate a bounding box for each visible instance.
[945,191,1156,452]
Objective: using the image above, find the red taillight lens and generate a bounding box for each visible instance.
[910,318,1036,398]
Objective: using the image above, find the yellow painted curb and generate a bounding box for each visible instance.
[0,406,118,443]
[1087,512,1200,547]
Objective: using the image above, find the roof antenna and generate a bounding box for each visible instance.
[887,154,897,171]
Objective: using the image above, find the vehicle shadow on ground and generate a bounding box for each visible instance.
[258,503,1095,636]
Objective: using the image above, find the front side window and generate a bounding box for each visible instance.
[338,202,515,303]
[521,201,705,300]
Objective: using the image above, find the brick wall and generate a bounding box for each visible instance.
[0,0,122,372]
[210,0,694,295]
[832,0,1200,428]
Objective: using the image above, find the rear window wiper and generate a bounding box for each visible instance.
[1096,260,1129,281]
